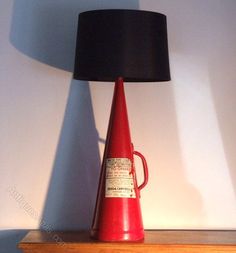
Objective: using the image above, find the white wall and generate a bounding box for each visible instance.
[1,0,236,250]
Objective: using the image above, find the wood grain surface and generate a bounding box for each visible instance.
[18,230,236,253]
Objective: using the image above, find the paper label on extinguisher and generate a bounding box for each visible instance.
[105,158,136,198]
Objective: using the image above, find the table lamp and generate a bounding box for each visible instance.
[73,9,170,242]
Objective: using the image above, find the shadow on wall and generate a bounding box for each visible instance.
[10,0,139,233]
[41,79,101,230]
[10,0,139,72]
[208,3,236,197]
[209,55,236,196]
[0,230,28,253]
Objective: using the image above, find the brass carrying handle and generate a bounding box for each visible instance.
[133,151,149,191]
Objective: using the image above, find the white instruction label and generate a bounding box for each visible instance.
[105,158,136,198]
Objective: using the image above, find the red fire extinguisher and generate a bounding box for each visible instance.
[91,77,149,241]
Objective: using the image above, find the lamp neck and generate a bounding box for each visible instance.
[116,77,124,85]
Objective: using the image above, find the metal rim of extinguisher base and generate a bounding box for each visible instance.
[90,77,148,242]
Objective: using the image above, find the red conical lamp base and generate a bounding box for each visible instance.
[91,78,148,241]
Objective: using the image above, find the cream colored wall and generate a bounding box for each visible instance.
[1,0,236,241]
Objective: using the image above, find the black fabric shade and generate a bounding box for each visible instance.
[73,9,170,82]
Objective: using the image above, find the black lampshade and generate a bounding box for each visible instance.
[73,9,170,82]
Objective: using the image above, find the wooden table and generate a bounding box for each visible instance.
[18,230,236,253]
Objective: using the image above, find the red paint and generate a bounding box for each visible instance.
[91,77,148,241]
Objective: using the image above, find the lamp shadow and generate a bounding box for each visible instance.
[208,61,236,197]
[10,0,140,72]
[207,5,236,198]
[10,0,140,232]
[0,230,28,253]
[41,80,101,230]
